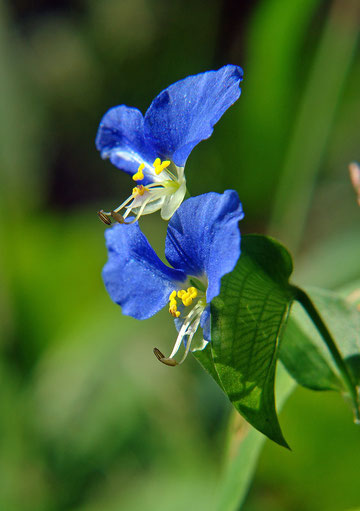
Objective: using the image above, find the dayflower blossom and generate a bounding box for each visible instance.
[102,191,244,365]
[96,65,243,224]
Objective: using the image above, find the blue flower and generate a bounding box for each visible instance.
[102,191,244,365]
[96,65,243,224]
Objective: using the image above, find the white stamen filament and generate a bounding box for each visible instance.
[155,302,205,366]
[98,161,186,225]
[104,184,165,216]
[99,180,178,224]
[169,305,200,358]
[176,315,202,365]
[123,190,164,223]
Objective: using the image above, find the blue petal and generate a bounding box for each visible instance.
[165,191,244,303]
[200,306,211,341]
[144,65,243,167]
[103,223,186,320]
[95,105,158,184]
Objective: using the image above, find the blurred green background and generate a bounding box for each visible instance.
[0,0,359,510]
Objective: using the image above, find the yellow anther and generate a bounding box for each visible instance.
[169,286,200,313]
[176,287,198,306]
[133,163,145,181]
[132,185,147,197]
[170,308,181,318]
[153,158,171,175]
[168,289,181,318]
[182,295,193,307]
[187,287,198,299]
[169,302,180,318]
[177,289,186,299]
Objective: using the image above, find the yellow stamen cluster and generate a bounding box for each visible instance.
[153,158,171,175]
[132,184,147,197]
[133,163,145,181]
[178,287,198,306]
[168,287,198,318]
[132,158,170,182]
[169,290,180,318]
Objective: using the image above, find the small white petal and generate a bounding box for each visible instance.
[129,195,166,216]
[160,180,187,220]
[191,338,209,352]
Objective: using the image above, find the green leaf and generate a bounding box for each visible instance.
[194,343,224,391]
[280,284,360,390]
[279,314,342,391]
[207,234,296,447]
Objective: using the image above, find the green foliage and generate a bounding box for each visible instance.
[279,315,342,391]
[196,235,296,447]
[196,235,360,451]
[0,0,360,509]
[280,284,360,389]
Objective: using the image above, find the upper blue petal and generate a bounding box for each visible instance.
[144,65,243,167]
[103,223,186,320]
[95,105,158,184]
[165,191,244,303]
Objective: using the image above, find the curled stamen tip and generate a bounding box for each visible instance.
[153,348,178,367]
[97,210,112,225]
[110,210,125,224]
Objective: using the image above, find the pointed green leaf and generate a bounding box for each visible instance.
[208,234,296,447]
[280,283,360,390]
[279,315,342,391]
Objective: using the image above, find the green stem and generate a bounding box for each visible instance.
[292,285,360,422]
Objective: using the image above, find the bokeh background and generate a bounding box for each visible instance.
[0,0,359,510]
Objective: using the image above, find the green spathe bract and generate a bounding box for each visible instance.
[195,234,360,447]
[196,234,295,447]
[280,284,360,390]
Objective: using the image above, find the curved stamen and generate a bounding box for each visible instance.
[110,210,125,224]
[154,303,205,367]
[169,305,200,358]
[121,191,164,224]
[97,181,175,225]
[112,194,137,213]
[153,348,178,366]
[176,315,202,365]
[99,194,137,222]
[97,159,184,225]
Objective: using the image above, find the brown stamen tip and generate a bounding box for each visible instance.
[153,348,178,367]
[110,210,125,224]
[98,210,112,225]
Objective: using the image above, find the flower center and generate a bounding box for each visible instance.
[168,286,201,317]
[97,158,182,225]
[154,283,207,366]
